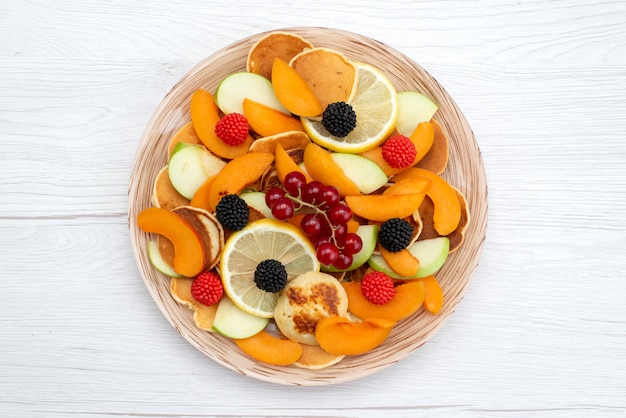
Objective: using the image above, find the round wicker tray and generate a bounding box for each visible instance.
[128,27,488,386]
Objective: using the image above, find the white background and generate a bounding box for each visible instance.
[1,0,625,416]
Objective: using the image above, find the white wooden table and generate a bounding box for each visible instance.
[2,1,625,416]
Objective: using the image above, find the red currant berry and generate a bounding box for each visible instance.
[265,187,286,208]
[333,223,348,238]
[301,180,324,204]
[333,252,353,270]
[316,242,339,265]
[271,197,295,220]
[313,235,332,249]
[328,203,352,225]
[342,233,363,255]
[301,213,323,237]
[283,171,307,196]
[319,185,340,209]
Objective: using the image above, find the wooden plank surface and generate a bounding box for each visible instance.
[1,0,625,416]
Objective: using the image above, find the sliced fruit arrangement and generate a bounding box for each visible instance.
[136,31,470,369]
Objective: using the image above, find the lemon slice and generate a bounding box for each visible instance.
[220,219,320,318]
[301,62,399,153]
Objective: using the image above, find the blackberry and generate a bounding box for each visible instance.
[322,102,357,137]
[215,194,249,231]
[378,218,414,252]
[254,259,288,293]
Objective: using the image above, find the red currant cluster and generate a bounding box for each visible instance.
[265,171,363,270]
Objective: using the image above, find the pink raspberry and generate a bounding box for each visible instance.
[361,271,396,305]
[381,135,417,168]
[214,113,249,146]
[190,271,223,306]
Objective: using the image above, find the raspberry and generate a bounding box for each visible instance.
[254,259,288,293]
[214,113,249,146]
[190,271,223,306]
[361,271,395,305]
[378,217,414,252]
[322,102,357,137]
[381,135,416,168]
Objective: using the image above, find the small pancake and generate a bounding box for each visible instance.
[152,166,190,211]
[172,206,224,270]
[415,188,470,253]
[167,121,203,159]
[416,119,448,175]
[248,130,311,154]
[289,47,356,110]
[293,344,345,370]
[247,31,314,80]
[274,271,348,345]
[170,277,218,331]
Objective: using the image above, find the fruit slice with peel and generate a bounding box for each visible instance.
[234,330,303,366]
[207,152,274,211]
[329,153,388,194]
[322,224,378,272]
[315,316,396,355]
[382,177,430,196]
[342,280,425,321]
[303,142,361,196]
[243,98,305,137]
[189,175,216,211]
[239,191,275,220]
[212,296,270,339]
[395,91,438,137]
[190,88,254,160]
[301,62,398,153]
[379,246,420,277]
[392,168,461,236]
[275,142,312,185]
[411,121,435,163]
[147,240,182,278]
[368,237,450,279]
[344,193,425,222]
[168,143,226,200]
[271,57,324,117]
[215,71,289,115]
[220,219,320,318]
[137,207,205,277]
[170,277,218,331]
[418,275,444,314]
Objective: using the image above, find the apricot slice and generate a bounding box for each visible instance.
[417,275,443,314]
[189,175,216,211]
[137,207,205,277]
[190,88,253,160]
[207,152,274,211]
[342,281,425,321]
[382,177,430,196]
[315,316,396,355]
[243,98,304,137]
[271,57,324,117]
[393,168,461,236]
[303,143,361,196]
[234,330,303,366]
[359,146,402,177]
[167,122,203,159]
[247,130,310,154]
[379,247,420,277]
[410,121,435,163]
[344,193,425,222]
[170,277,218,331]
[275,142,312,185]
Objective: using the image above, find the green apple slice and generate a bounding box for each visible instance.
[395,91,439,137]
[368,237,450,279]
[212,296,270,339]
[167,144,226,199]
[322,224,379,272]
[147,240,183,278]
[239,191,275,219]
[215,71,290,115]
[330,153,388,194]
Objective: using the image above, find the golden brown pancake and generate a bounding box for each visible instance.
[151,166,190,210]
[293,344,345,370]
[167,121,203,159]
[247,31,314,80]
[274,271,348,345]
[416,119,448,175]
[170,277,218,331]
[289,47,356,110]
